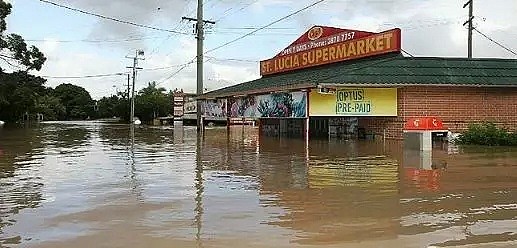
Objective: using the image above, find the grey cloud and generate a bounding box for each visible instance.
[62,0,190,45]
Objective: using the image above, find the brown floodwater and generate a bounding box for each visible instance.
[0,121,516,248]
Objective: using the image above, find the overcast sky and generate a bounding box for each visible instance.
[5,0,517,99]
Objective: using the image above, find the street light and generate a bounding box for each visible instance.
[127,49,145,125]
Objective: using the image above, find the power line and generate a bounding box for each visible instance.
[211,0,246,22]
[146,2,197,59]
[205,31,298,36]
[38,0,190,35]
[473,27,517,57]
[205,56,258,63]
[156,60,196,86]
[40,72,128,79]
[26,36,168,43]
[401,49,415,57]
[159,0,327,85]
[204,0,328,55]
[40,61,220,80]
[214,0,260,23]
[141,62,194,71]
[217,27,296,30]
[155,57,216,87]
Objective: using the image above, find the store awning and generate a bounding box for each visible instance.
[200,53,517,99]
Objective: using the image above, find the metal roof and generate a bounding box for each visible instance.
[201,53,517,99]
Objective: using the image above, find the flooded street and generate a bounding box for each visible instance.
[0,122,516,248]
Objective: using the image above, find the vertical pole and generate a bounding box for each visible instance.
[468,0,473,58]
[127,74,130,122]
[464,0,474,58]
[130,53,137,125]
[196,0,204,133]
[226,99,231,133]
[172,92,175,127]
[194,134,204,246]
[305,90,310,141]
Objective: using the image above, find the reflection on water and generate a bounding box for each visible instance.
[0,122,516,248]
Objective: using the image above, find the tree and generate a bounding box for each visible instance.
[135,82,171,122]
[35,95,65,121]
[0,0,48,122]
[113,91,130,121]
[53,84,94,120]
[0,1,46,71]
[97,94,121,118]
[0,71,47,121]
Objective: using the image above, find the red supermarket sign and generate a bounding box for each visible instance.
[260,26,401,76]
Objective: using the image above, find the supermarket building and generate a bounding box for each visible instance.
[199,26,517,140]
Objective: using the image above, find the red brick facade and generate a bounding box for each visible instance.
[359,86,517,139]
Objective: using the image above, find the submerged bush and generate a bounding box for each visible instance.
[458,122,517,146]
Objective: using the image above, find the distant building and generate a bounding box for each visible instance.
[172,89,196,118]
[198,26,517,140]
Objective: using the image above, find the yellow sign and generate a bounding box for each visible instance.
[309,88,397,116]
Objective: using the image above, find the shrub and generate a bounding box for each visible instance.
[458,122,517,146]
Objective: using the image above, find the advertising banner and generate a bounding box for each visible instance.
[260,28,401,76]
[309,88,397,116]
[227,91,307,118]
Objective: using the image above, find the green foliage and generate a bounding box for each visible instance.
[53,84,94,120]
[135,82,171,122]
[94,82,172,123]
[0,71,47,121]
[0,0,50,122]
[36,95,65,121]
[0,1,46,71]
[458,122,517,146]
[97,93,129,121]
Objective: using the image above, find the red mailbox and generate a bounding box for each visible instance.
[404,117,445,131]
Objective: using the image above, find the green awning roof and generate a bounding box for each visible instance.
[201,53,517,99]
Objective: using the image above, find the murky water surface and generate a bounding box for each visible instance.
[0,122,516,248]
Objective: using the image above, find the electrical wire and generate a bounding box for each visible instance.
[159,0,328,85]
[216,27,296,30]
[204,0,328,55]
[26,36,168,43]
[473,27,517,57]
[146,1,197,59]
[40,72,128,79]
[214,0,260,23]
[205,56,258,63]
[205,31,298,36]
[401,49,415,57]
[141,62,194,71]
[38,0,190,35]
[156,60,196,86]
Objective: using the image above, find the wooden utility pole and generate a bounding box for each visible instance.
[126,50,144,124]
[182,0,215,133]
[127,74,131,121]
[463,0,474,58]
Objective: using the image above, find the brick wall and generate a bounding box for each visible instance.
[359,86,517,139]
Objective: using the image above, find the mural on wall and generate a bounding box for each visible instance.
[227,91,307,118]
[228,95,258,118]
[201,99,227,118]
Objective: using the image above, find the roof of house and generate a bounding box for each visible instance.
[201,53,517,99]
